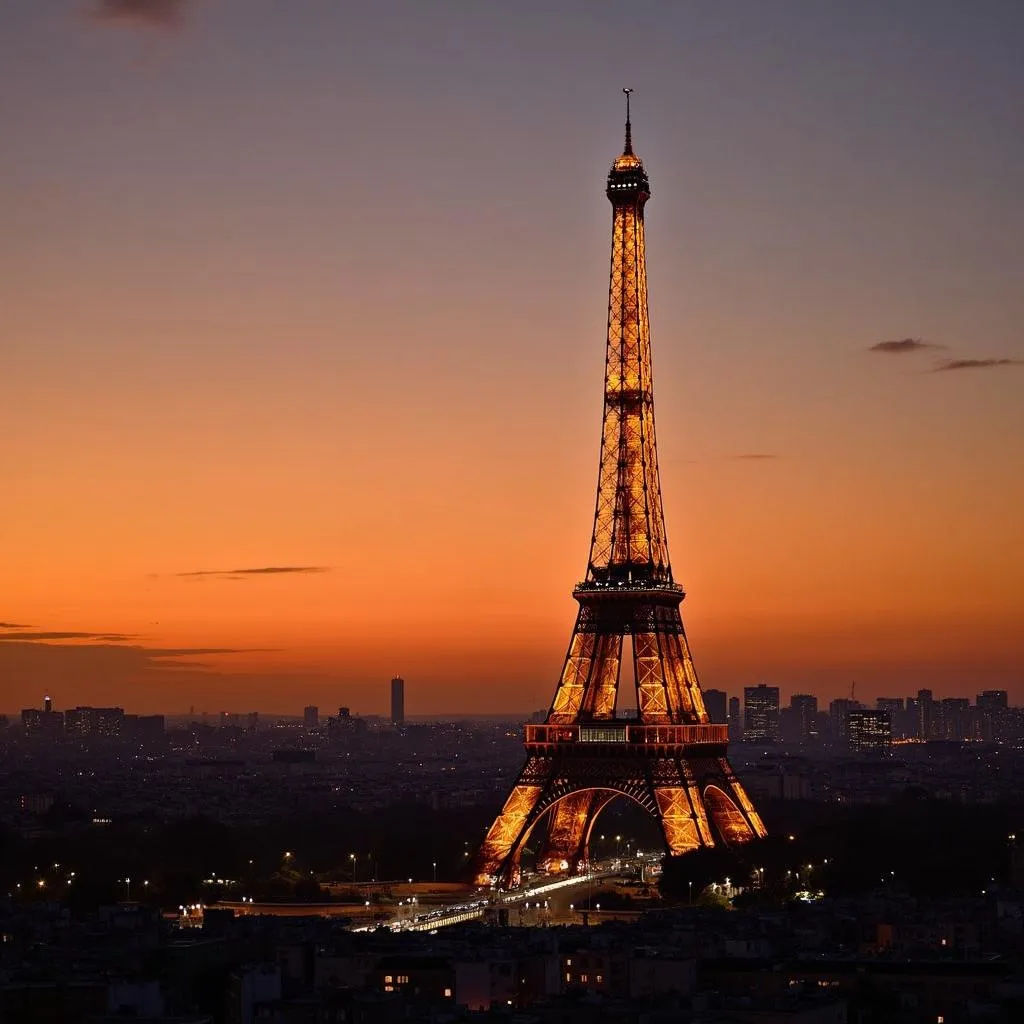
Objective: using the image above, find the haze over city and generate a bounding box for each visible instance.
[3,0,1022,714]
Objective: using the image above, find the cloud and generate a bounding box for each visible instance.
[933,358,1023,372]
[869,338,943,354]
[0,631,136,642]
[145,647,274,658]
[88,0,193,30]
[0,622,31,629]
[0,637,276,710]
[177,566,330,579]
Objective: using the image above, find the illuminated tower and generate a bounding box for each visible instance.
[473,93,766,888]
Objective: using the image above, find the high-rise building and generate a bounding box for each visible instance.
[978,690,1009,712]
[791,694,818,745]
[21,697,64,738]
[828,698,862,748]
[743,685,780,742]
[847,709,892,755]
[780,694,818,745]
[877,697,908,739]
[472,99,766,888]
[703,689,727,725]
[977,690,1009,742]
[728,696,741,742]
[939,697,971,741]
[914,689,935,740]
[390,677,405,726]
[303,705,319,729]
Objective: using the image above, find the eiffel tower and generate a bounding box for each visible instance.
[473,93,767,888]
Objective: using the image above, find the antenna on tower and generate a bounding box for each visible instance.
[622,87,633,154]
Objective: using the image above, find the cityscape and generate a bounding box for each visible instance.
[3,3,1023,1024]
[4,679,1024,1021]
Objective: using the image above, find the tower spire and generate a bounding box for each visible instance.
[623,86,633,154]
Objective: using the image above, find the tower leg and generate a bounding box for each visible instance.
[472,758,550,887]
[648,757,711,856]
[537,790,595,874]
[713,757,768,839]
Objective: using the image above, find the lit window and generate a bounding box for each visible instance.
[566,958,572,966]
[596,975,604,983]
[397,975,409,984]
[581,974,588,983]
[444,988,452,998]
[384,975,392,983]
[384,985,394,992]
[565,973,571,982]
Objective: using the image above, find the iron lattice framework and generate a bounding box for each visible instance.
[473,95,766,888]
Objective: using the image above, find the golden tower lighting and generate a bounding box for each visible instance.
[473,93,767,888]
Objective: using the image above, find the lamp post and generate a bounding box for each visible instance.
[349,853,357,884]
[432,861,437,883]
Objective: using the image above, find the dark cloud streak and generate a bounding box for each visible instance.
[0,622,31,629]
[177,566,330,579]
[0,631,136,642]
[934,358,1022,372]
[869,338,943,354]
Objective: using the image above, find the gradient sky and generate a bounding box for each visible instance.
[2,0,1022,715]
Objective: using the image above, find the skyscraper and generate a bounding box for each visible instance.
[390,677,405,727]
[877,697,907,739]
[847,709,892,755]
[303,705,319,729]
[977,690,1009,742]
[728,696,741,742]
[703,689,728,725]
[829,698,862,748]
[743,685,780,743]
[780,694,818,745]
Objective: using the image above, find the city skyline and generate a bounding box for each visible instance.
[3,1,1023,714]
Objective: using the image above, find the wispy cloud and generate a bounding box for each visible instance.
[177,566,330,580]
[869,338,943,354]
[933,358,1023,372]
[88,0,193,30]
[0,637,277,709]
[0,631,136,642]
[146,647,274,658]
[0,622,31,629]
[731,453,778,461]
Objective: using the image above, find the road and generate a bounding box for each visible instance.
[370,859,658,933]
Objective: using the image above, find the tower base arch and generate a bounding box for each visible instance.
[473,743,766,889]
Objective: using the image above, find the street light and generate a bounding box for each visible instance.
[432,861,438,883]
[349,853,357,883]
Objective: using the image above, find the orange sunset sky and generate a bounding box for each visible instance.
[2,1,1022,714]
